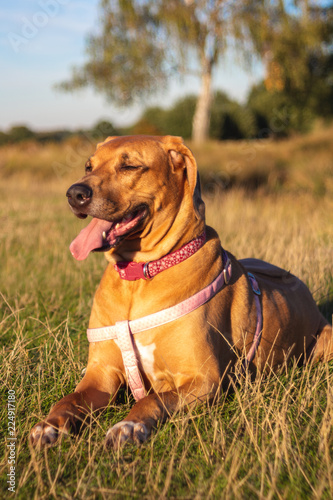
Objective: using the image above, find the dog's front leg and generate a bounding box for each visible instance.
[30,367,121,447]
[105,378,214,448]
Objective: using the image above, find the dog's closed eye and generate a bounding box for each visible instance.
[85,160,93,173]
[121,165,140,171]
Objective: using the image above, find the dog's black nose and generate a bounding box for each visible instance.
[66,183,93,209]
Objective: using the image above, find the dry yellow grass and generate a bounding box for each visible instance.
[206,188,333,300]
[190,122,333,195]
[0,129,332,498]
[1,122,333,196]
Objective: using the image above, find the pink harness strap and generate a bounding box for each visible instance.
[115,321,146,401]
[86,261,263,401]
[87,260,231,343]
[87,258,231,400]
[243,273,263,368]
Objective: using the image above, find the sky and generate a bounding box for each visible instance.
[1,0,264,132]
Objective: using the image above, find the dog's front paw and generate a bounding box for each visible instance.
[30,420,69,447]
[105,421,149,448]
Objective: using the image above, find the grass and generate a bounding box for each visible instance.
[1,121,333,196]
[1,128,333,498]
[190,121,333,196]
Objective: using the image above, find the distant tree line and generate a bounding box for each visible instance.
[2,70,333,146]
[130,79,333,140]
[0,120,118,146]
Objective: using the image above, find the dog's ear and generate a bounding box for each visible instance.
[168,144,205,221]
[96,136,118,150]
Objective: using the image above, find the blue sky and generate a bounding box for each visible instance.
[1,0,264,132]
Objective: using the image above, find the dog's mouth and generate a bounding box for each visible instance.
[69,206,148,261]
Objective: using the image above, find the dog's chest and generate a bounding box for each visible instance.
[135,340,157,380]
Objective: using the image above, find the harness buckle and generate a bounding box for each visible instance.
[247,272,261,295]
[223,258,231,284]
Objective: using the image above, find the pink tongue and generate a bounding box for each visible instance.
[69,218,113,261]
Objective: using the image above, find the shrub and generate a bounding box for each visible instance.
[0,131,9,146]
[210,91,257,140]
[89,120,118,139]
[247,83,315,137]
[8,125,35,142]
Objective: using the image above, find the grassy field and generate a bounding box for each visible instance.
[1,128,333,498]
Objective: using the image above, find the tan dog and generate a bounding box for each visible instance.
[30,135,332,447]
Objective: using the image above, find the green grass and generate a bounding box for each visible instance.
[1,133,333,498]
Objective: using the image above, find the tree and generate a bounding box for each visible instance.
[58,1,167,112]
[128,96,196,138]
[58,0,247,143]
[0,131,9,146]
[159,0,238,142]
[58,0,332,143]
[8,125,35,143]
[247,82,315,137]
[210,91,257,140]
[242,1,333,109]
[89,120,118,139]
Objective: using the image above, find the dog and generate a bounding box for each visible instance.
[30,135,332,447]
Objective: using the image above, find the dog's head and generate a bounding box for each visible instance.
[66,135,205,261]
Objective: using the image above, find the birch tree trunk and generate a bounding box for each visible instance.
[192,58,213,144]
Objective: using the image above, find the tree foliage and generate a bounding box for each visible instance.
[210,92,257,140]
[58,0,248,142]
[57,0,333,142]
[247,83,315,137]
[242,1,333,100]
[59,0,167,105]
[130,92,258,140]
[8,125,35,142]
[89,120,118,139]
[58,0,235,101]
[239,1,333,136]
[129,97,197,138]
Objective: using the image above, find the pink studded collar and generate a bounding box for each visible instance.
[114,232,206,281]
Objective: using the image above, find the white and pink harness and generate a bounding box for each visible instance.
[87,233,263,401]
